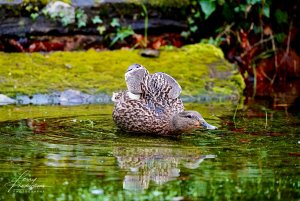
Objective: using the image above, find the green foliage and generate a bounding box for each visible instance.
[97,25,106,35]
[274,9,288,25]
[25,4,39,12]
[199,0,216,19]
[110,26,135,47]
[201,36,223,46]
[41,2,75,27]
[75,9,88,28]
[92,16,103,24]
[274,33,287,44]
[186,0,294,97]
[109,18,135,47]
[180,31,191,39]
[262,5,270,18]
[187,0,273,40]
[141,4,149,48]
[110,18,120,28]
[92,15,107,35]
[30,12,39,20]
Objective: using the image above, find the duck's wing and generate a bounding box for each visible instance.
[147,72,182,99]
[125,64,149,94]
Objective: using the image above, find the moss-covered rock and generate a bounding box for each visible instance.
[0,43,244,100]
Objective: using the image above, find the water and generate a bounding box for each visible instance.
[0,103,299,201]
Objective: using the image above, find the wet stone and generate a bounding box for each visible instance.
[10,90,113,105]
[0,94,16,105]
[1,91,239,106]
[0,0,22,5]
[31,94,51,105]
[140,49,160,58]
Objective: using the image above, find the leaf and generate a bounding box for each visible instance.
[110,18,120,27]
[194,11,201,18]
[262,6,270,18]
[187,17,195,24]
[76,9,88,28]
[77,20,86,28]
[246,0,261,5]
[253,24,262,34]
[180,31,190,39]
[61,17,71,26]
[76,9,84,19]
[234,6,240,13]
[118,27,135,40]
[222,4,234,21]
[217,0,225,5]
[190,25,198,33]
[30,13,39,21]
[199,0,216,19]
[92,16,103,24]
[275,9,288,25]
[110,26,134,47]
[274,33,287,43]
[25,5,33,12]
[97,25,106,35]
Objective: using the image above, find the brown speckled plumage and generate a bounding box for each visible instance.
[112,64,217,135]
[113,90,184,135]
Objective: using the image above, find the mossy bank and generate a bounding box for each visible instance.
[0,44,245,101]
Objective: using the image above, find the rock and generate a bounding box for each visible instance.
[92,94,111,103]
[72,0,98,7]
[13,90,112,105]
[0,0,22,5]
[0,1,187,37]
[0,17,32,36]
[43,1,75,24]
[59,89,84,105]
[30,94,51,105]
[140,49,160,58]
[30,16,70,36]
[0,94,15,105]
[15,95,31,105]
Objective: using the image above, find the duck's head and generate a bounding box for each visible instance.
[172,111,217,134]
[125,64,149,94]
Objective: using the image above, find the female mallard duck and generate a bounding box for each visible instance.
[112,64,217,136]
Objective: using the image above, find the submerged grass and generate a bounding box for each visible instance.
[0,44,244,97]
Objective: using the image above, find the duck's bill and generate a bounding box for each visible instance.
[200,121,217,130]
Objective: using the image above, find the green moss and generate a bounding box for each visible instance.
[0,44,244,97]
[21,0,71,5]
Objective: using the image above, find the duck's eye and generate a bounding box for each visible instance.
[136,65,140,68]
[186,114,193,118]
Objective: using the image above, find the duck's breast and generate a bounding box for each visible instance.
[112,92,183,135]
[113,96,156,133]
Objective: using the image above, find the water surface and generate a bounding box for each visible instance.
[0,103,299,200]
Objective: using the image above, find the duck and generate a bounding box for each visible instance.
[112,64,217,136]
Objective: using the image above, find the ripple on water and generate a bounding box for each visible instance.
[0,104,299,200]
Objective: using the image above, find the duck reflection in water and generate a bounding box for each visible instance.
[113,147,216,191]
